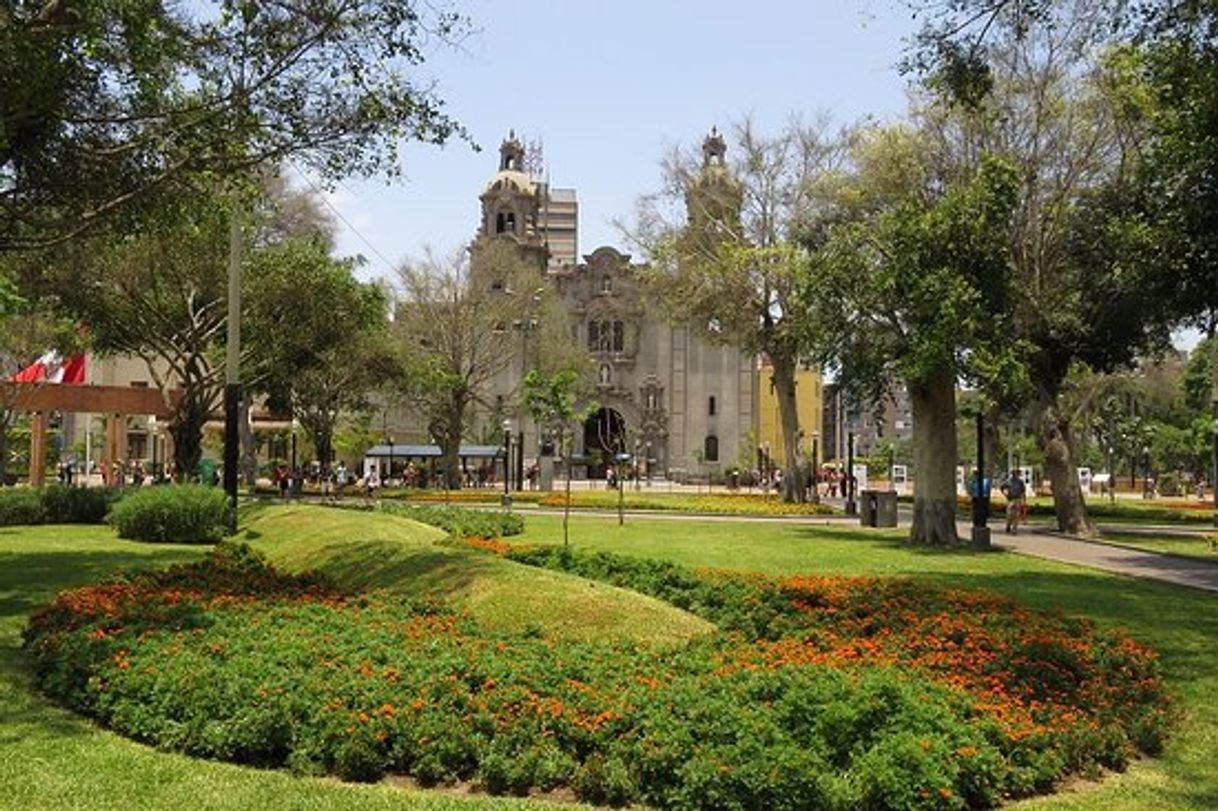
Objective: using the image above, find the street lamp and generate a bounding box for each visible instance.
[645,440,652,487]
[1107,444,1115,504]
[845,431,856,515]
[386,433,394,488]
[1141,444,1151,499]
[813,428,823,499]
[502,418,512,511]
[290,417,299,499]
[147,415,158,483]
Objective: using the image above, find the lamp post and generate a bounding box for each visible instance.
[290,418,298,473]
[811,431,820,504]
[645,440,652,487]
[971,411,990,549]
[1141,444,1151,499]
[386,433,394,489]
[845,431,856,515]
[1107,444,1115,504]
[147,415,158,483]
[502,419,512,511]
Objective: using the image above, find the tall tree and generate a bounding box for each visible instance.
[910,3,1182,534]
[1,0,469,250]
[244,239,393,471]
[804,134,1022,545]
[391,246,561,489]
[632,119,852,502]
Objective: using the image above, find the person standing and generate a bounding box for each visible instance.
[1001,469,1027,534]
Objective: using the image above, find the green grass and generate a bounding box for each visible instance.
[512,512,1218,810]
[1091,530,1218,562]
[3,507,1217,809]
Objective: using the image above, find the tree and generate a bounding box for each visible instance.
[1,0,469,251]
[522,368,593,549]
[391,246,558,489]
[632,119,852,502]
[804,136,1022,545]
[243,239,394,472]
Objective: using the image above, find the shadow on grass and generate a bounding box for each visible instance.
[788,525,1003,556]
[264,539,488,599]
[0,548,204,621]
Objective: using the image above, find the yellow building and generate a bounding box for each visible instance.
[756,363,824,467]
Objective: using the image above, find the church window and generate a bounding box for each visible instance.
[612,320,624,352]
[600,272,613,294]
[588,320,599,351]
[708,396,716,416]
[704,435,719,462]
[495,211,516,234]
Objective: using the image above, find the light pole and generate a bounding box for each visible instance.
[386,433,394,489]
[1107,444,1115,504]
[971,411,990,549]
[645,440,652,487]
[290,418,299,473]
[1142,444,1151,499]
[845,431,856,516]
[147,415,158,483]
[502,418,512,511]
[811,431,820,504]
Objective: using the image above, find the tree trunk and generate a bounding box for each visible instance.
[1034,395,1096,536]
[908,367,960,545]
[436,402,464,490]
[770,351,806,503]
[171,396,208,481]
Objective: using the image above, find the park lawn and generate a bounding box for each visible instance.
[2,507,1215,809]
[511,512,1218,810]
[0,522,553,811]
[1093,529,1218,562]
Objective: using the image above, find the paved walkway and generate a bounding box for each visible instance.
[977,522,1218,593]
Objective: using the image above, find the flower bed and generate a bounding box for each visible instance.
[536,491,836,516]
[24,543,1169,809]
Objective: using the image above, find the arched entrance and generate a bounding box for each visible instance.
[583,407,626,479]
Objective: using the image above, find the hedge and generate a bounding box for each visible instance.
[107,484,233,544]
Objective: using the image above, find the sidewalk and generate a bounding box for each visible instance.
[972,521,1218,593]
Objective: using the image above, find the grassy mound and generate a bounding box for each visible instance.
[234,504,710,645]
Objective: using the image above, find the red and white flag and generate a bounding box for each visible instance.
[10,351,86,384]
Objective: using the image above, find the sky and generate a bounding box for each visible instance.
[294,0,918,281]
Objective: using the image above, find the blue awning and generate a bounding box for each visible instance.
[363,444,504,459]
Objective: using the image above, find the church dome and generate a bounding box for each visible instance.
[482,131,536,196]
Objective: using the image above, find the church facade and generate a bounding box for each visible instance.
[472,131,759,479]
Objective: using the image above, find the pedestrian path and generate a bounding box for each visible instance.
[973,522,1218,593]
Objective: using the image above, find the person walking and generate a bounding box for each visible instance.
[1001,469,1027,534]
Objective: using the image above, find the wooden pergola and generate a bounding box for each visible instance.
[0,382,177,486]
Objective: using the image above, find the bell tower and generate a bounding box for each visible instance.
[684,126,743,243]
[471,131,548,281]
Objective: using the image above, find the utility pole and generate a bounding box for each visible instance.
[223,203,241,520]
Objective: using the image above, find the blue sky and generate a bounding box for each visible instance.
[298,1,917,279]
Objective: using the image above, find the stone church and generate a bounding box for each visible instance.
[473,130,759,479]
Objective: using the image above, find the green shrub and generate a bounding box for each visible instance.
[39,486,122,524]
[108,484,233,543]
[0,488,45,525]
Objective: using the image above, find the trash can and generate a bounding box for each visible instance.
[859,490,879,527]
[874,490,899,527]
